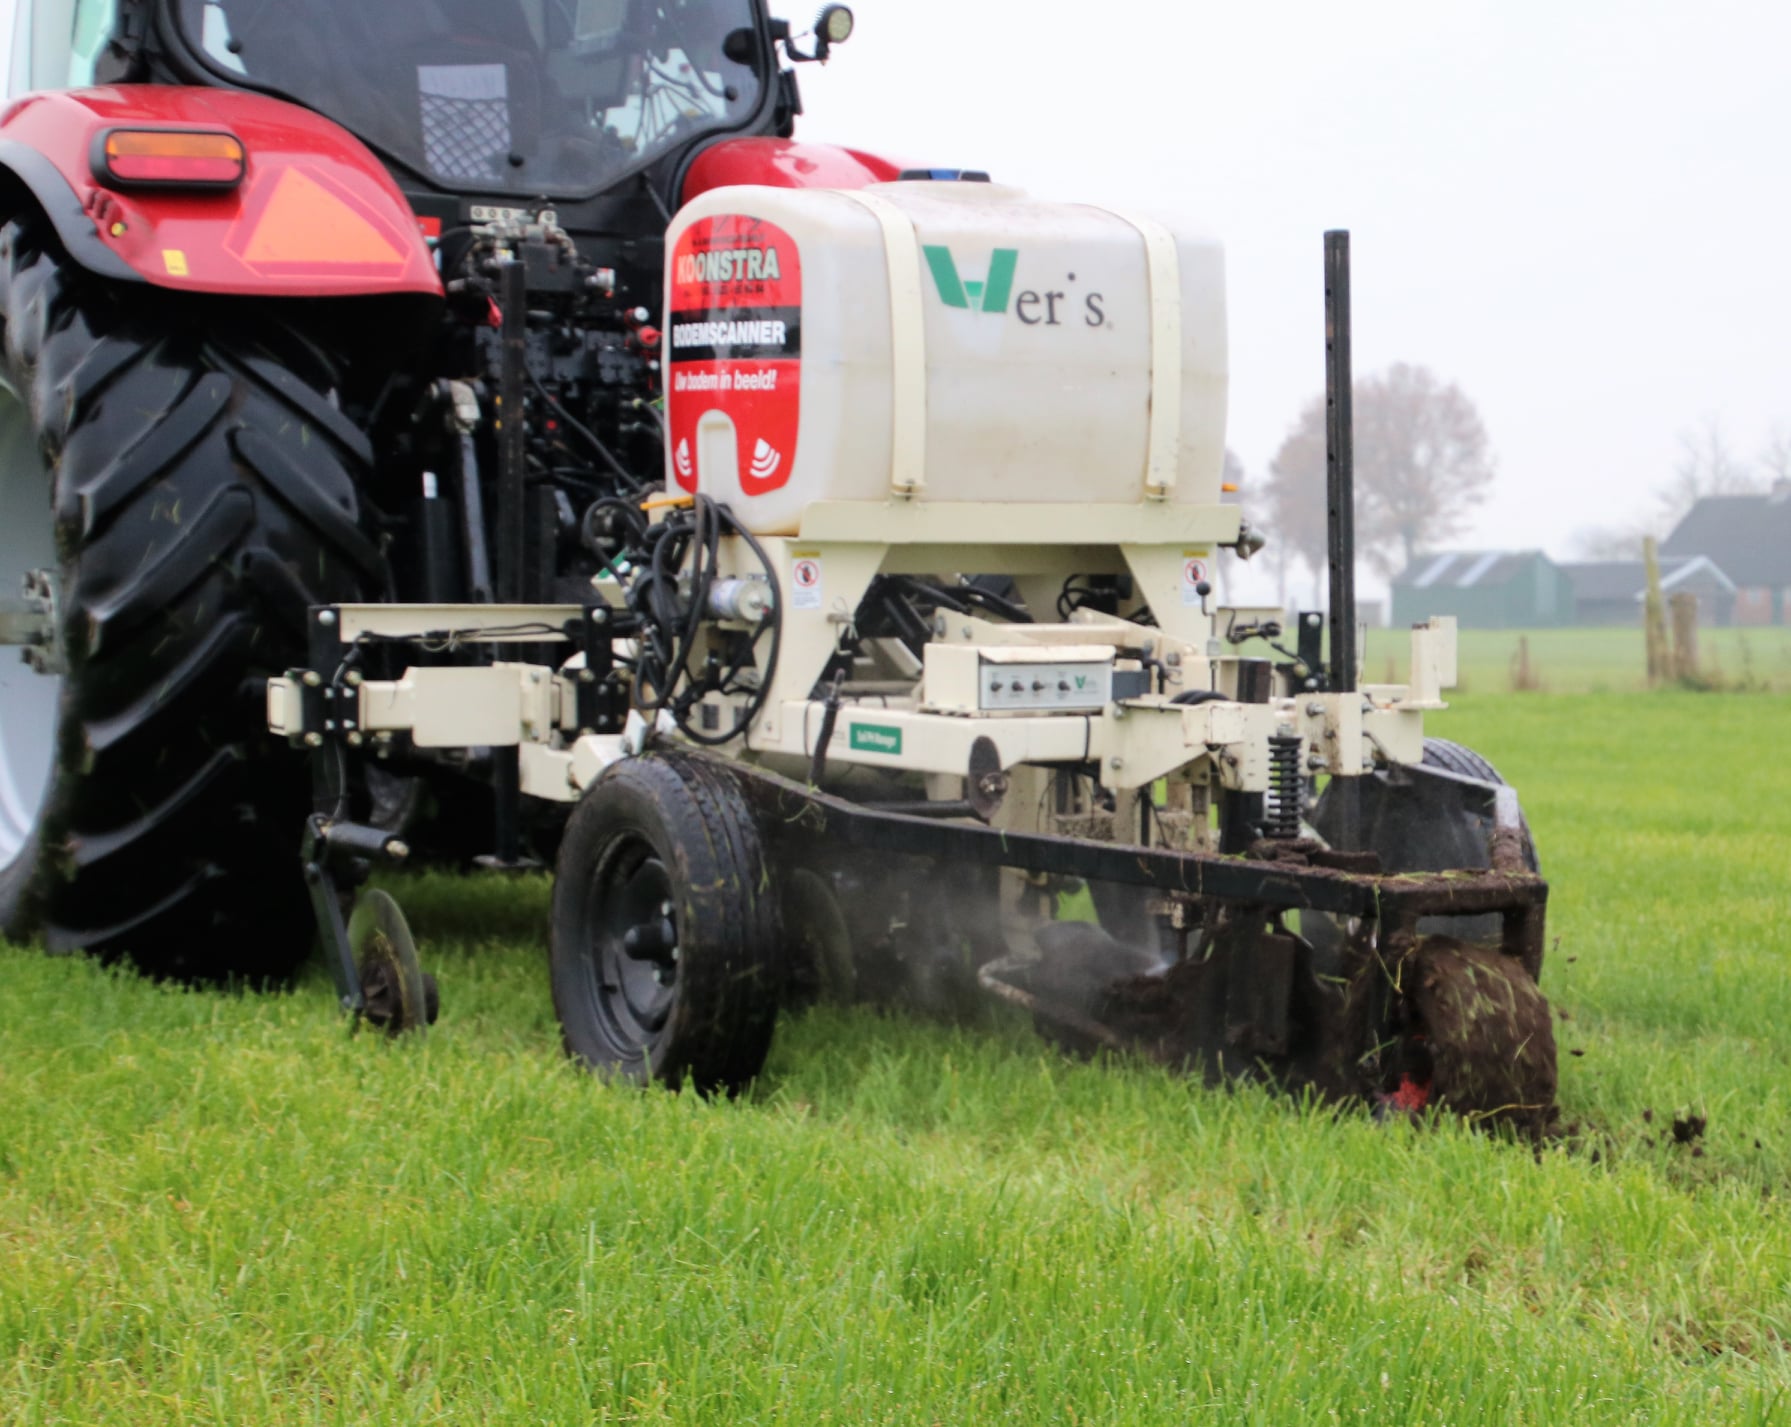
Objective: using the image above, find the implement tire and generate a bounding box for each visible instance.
[1419,737,1539,872]
[0,215,383,979]
[551,752,782,1093]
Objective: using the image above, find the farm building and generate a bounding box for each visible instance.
[1390,550,1571,629]
[1661,481,1791,624]
[1558,557,1737,626]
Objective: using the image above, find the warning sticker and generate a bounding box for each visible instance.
[667,214,802,496]
[1180,551,1211,607]
[790,554,823,611]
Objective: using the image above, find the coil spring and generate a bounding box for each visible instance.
[1265,733,1303,840]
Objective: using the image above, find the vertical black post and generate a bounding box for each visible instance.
[496,259,528,608]
[1324,231,1357,694]
[492,260,528,866]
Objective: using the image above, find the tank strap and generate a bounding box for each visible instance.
[837,189,928,499]
[1089,207,1183,500]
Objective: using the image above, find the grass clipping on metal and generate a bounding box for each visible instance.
[1404,936,1558,1131]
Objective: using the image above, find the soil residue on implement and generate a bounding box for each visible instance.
[1403,937,1558,1134]
[1023,925,1558,1134]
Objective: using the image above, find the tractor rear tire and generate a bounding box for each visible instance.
[0,215,382,979]
[550,753,782,1093]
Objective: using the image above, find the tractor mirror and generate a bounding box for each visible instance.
[722,27,761,65]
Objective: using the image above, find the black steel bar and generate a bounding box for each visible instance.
[458,431,494,603]
[1377,879,1549,918]
[1324,230,1357,694]
[301,817,362,1014]
[496,260,529,607]
[859,800,978,819]
[492,262,530,862]
[735,761,1544,920]
[492,748,523,865]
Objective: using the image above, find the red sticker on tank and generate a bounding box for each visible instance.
[667,215,801,496]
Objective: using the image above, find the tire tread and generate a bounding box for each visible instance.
[0,214,382,979]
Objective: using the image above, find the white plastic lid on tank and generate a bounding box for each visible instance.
[664,180,1227,535]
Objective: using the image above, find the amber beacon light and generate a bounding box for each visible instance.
[94,129,246,189]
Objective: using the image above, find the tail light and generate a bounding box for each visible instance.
[94,129,246,190]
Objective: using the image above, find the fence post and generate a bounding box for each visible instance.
[1669,591,1699,683]
[1642,537,1669,686]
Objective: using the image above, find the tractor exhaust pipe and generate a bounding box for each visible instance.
[1324,230,1357,695]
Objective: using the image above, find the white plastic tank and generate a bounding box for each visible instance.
[663,180,1227,535]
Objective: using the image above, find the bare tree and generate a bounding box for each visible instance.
[1261,365,1495,581]
[1354,364,1495,574]
[1657,415,1759,528]
[1758,423,1791,486]
[1568,523,1655,561]
[1262,396,1331,602]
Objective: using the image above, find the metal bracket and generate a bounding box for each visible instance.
[577,604,634,735]
[300,814,413,1016]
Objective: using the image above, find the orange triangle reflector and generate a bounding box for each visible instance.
[240,168,405,267]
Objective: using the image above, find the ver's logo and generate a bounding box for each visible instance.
[923,246,1019,313]
[921,245,1108,328]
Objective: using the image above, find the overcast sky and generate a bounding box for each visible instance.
[5,1,1787,588]
[798,1,1791,581]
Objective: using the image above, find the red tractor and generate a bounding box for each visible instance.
[0,0,870,978]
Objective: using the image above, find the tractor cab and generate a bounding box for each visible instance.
[6,1,830,227]
[168,0,768,200]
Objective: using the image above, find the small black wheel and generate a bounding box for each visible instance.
[348,889,435,1036]
[1417,738,1539,872]
[550,753,781,1092]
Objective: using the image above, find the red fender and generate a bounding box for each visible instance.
[681,138,909,204]
[0,86,441,298]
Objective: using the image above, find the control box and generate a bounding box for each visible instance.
[922,643,1118,715]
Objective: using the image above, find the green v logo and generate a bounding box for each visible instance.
[923,246,1019,313]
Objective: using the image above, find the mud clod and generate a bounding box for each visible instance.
[1672,1114,1707,1145]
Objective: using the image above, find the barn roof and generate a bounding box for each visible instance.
[1661,484,1791,585]
[1392,550,1553,590]
[1559,556,1735,603]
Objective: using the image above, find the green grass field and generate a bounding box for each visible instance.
[1361,623,1791,694]
[5,687,1791,1423]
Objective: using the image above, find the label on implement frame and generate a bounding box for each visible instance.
[849,723,904,756]
[790,552,823,611]
[667,214,802,497]
[1180,549,1212,607]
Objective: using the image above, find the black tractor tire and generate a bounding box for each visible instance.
[550,752,781,1093]
[0,215,383,979]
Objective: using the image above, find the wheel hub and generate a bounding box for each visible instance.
[592,845,679,1046]
[0,379,61,867]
